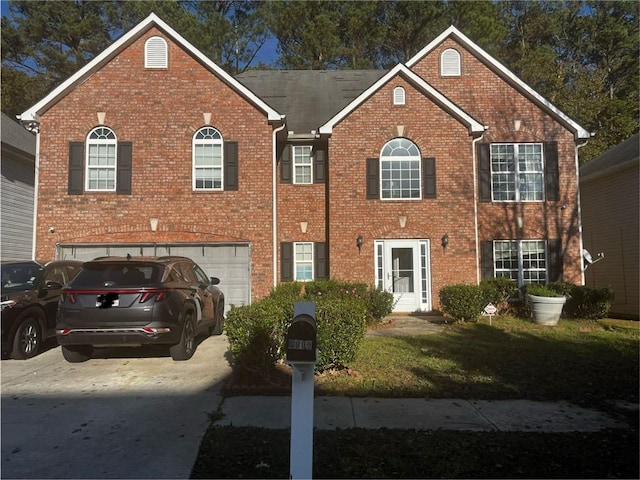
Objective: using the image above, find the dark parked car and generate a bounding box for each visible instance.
[57,256,224,362]
[1,260,82,359]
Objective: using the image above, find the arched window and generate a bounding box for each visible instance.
[193,127,223,190]
[86,127,117,191]
[393,86,406,105]
[145,36,168,68]
[380,138,421,199]
[441,48,461,76]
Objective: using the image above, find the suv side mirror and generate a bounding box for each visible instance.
[210,277,220,285]
[44,281,64,290]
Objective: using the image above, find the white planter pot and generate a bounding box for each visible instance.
[527,294,566,326]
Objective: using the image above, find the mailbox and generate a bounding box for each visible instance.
[286,302,317,364]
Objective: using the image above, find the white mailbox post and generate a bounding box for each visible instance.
[285,302,317,480]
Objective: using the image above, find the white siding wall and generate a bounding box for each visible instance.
[1,157,35,260]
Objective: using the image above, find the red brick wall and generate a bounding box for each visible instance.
[35,28,276,299]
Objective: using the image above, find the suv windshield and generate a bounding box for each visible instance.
[1,262,43,291]
[70,262,163,288]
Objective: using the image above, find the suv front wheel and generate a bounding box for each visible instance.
[170,312,196,361]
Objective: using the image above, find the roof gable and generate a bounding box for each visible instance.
[318,63,485,135]
[406,26,591,140]
[19,13,283,125]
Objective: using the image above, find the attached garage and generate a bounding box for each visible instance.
[57,243,250,312]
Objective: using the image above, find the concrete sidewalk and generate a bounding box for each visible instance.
[215,396,632,432]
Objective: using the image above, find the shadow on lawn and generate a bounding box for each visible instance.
[403,322,639,407]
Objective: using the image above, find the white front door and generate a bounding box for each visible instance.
[375,239,431,312]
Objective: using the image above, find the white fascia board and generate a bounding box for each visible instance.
[318,63,485,135]
[406,26,591,140]
[20,13,282,123]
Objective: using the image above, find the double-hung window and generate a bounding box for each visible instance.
[380,138,421,200]
[293,146,313,184]
[491,143,544,201]
[494,240,547,285]
[86,127,117,191]
[294,242,314,281]
[193,127,223,190]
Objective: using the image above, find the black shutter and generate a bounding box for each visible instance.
[481,240,494,280]
[224,141,239,191]
[314,149,326,183]
[314,242,327,279]
[68,142,84,195]
[116,142,132,195]
[422,157,436,198]
[548,238,563,282]
[544,141,559,201]
[280,145,292,183]
[478,143,491,202]
[281,242,293,282]
[366,158,379,199]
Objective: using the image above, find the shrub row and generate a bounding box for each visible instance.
[439,279,614,322]
[225,280,394,374]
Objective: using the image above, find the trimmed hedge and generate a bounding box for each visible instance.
[225,280,392,374]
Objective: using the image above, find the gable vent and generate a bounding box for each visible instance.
[145,36,168,69]
[393,86,406,105]
[441,48,461,76]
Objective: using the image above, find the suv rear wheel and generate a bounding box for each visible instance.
[61,345,93,363]
[170,312,196,361]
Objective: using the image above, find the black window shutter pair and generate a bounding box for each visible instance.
[280,242,327,281]
[478,142,559,202]
[280,146,326,183]
[366,157,436,199]
[480,239,563,282]
[68,141,132,195]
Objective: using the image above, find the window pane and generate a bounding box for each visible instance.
[193,128,223,190]
[294,146,313,184]
[294,243,313,281]
[491,143,544,202]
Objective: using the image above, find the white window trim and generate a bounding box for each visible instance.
[294,242,314,281]
[441,48,461,76]
[85,127,117,192]
[192,127,224,191]
[293,145,313,184]
[393,86,406,105]
[145,36,168,68]
[493,239,548,287]
[490,143,545,202]
[379,138,422,201]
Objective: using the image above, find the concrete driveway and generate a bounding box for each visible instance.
[1,334,232,479]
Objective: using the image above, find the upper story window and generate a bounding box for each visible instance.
[293,146,313,184]
[145,36,168,68]
[491,143,544,201]
[441,48,461,76]
[86,127,117,191]
[380,138,421,200]
[294,242,314,281]
[193,127,223,191]
[493,239,547,285]
[393,87,406,105]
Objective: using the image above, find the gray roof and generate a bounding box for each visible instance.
[580,133,639,179]
[236,70,387,134]
[1,112,36,157]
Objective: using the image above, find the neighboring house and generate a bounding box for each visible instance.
[18,14,590,312]
[580,133,639,319]
[1,112,36,260]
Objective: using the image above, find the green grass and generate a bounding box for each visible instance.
[193,316,639,479]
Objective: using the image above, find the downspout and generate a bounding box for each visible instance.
[28,122,41,261]
[575,137,590,286]
[472,130,487,284]
[272,119,286,287]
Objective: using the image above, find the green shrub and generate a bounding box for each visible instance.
[439,284,484,322]
[565,285,615,319]
[522,283,564,298]
[363,287,394,325]
[479,277,518,313]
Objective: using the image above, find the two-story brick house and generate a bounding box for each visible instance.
[19,14,590,312]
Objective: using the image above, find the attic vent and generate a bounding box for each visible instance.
[393,87,406,105]
[441,48,461,76]
[145,36,168,69]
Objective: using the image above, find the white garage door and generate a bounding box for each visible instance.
[57,243,250,312]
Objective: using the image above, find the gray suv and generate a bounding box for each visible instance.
[57,256,224,362]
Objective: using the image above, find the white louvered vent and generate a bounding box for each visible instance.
[145,36,168,69]
[393,86,406,105]
[441,48,461,77]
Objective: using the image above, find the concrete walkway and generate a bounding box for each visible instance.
[215,395,632,432]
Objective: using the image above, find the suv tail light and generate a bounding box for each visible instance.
[139,289,166,303]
